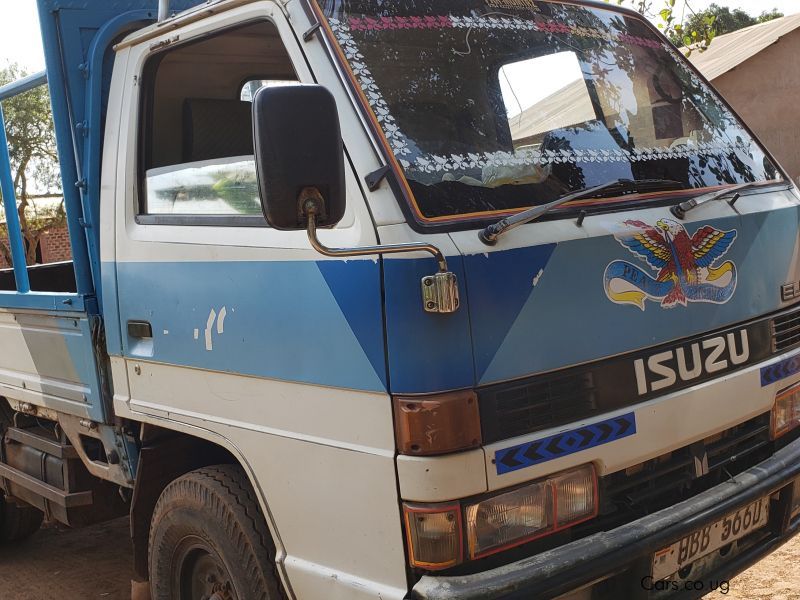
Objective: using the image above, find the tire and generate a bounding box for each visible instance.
[149,465,282,600]
[0,496,43,543]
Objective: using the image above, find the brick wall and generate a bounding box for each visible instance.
[0,224,72,268]
[39,226,72,264]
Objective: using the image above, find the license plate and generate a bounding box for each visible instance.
[652,497,770,580]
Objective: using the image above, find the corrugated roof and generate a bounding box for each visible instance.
[510,79,596,142]
[686,13,800,81]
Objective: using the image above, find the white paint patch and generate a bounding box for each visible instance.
[163,330,169,336]
[532,269,544,287]
[205,309,217,352]
[217,306,227,335]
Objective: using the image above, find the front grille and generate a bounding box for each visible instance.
[479,304,800,445]
[479,370,596,443]
[593,414,772,530]
[772,309,800,353]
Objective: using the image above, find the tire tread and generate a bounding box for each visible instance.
[149,464,283,600]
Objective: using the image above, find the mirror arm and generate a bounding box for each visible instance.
[302,189,448,272]
[301,188,460,314]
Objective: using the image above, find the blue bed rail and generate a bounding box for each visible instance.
[0,76,42,293]
[0,1,208,314]
[0,71,88,312]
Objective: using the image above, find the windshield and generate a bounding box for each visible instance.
[316,0,780,223]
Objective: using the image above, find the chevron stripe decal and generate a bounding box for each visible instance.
[760,352,800,387]
[494,413,637,475]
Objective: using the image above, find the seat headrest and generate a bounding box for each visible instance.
[183,98,254,163]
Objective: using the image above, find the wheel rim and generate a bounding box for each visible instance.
[174,536,238,600]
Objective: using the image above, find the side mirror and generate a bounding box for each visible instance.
[253,86,460,315]
[252,84,346,230]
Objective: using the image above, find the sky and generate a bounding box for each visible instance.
[0,0,800,72]
[1,0,799,72]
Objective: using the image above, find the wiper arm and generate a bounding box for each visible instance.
[670,181,772,220]
[479,178,684,246]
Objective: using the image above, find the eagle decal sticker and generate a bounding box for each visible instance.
[604,219,738,310]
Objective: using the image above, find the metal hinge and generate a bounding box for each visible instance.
[422,272,460,314]
[301,188,460,315]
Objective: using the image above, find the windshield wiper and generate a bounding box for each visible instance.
[479,178,685,245]
[670,181,774,219]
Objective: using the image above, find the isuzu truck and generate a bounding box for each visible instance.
[0,0,798,598]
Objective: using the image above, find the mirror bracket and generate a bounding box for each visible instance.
[300,188,460,315]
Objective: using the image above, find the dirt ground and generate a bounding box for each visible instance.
[0,518,797,599]
[702,536,800,600]
[0,518,132,600]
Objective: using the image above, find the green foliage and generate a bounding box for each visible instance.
[758,9,785,24]
[603,0,700,50]
[0,63,64,265]
[604,1,784,54]
[681,3,783,42]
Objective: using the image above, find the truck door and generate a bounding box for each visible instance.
[113,6,386,401]
[106,5,410,595]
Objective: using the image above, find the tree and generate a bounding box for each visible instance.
[0,63,64,266]
[605,0,715,52]
[681,4,783,41]
[607,1,783,53]
[758,9,785,24]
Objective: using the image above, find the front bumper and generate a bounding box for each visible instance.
[410,435,800,600]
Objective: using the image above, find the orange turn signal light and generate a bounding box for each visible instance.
[403,502,463,570]
[393,390,481,456]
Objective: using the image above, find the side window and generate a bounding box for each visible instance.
[240,79,299,102]
[138,21,297,223]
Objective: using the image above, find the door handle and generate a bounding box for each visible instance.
[127,320,153,339]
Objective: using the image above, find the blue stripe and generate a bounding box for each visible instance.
[761,352,800,387]
[495,413,637,475]
[115,260,386,392]
[476,208,800,386]
[61,315,107,422]
[383,256,474,393]
[462,244,557,381]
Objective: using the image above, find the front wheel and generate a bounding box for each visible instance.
[148,465,281,600]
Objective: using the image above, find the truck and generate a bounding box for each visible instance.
[0,0,798,598]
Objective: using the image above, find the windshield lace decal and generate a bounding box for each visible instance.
[346,14,664,51]
[407,142,753,174]
[330,17,756,176]
[330,18,414,158]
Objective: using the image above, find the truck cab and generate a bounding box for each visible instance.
[0,1,798,598]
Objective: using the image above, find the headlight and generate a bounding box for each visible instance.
[465,479,553,559]
[772,382,800,439]
[465,464,597,559]
[402,464,598,569]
